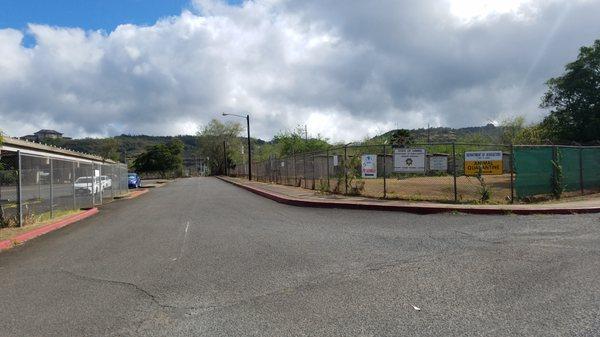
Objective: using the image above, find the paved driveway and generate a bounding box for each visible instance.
[1,177,599,336]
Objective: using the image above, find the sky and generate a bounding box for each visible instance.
[1,0,599,142]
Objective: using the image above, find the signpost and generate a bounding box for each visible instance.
[361,154,377,178]
[394,148,426,173]
[464,151,503,175]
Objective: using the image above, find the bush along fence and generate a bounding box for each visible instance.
[229,143,600,204]
[1,138,129,228]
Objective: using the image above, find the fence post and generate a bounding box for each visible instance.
[17,150,23,227]
[99,165,103,205]
[91,164,95,206]
[452,142,458,203]
[293,150,297,186]
[303,151,307,189]
[311,152,316,190]
[326,148,330,192]
[552,145,559,198]
[510,144,514,203]
[50,158,54,219]
[383,144,387,199]
[579,145,584,195]
[72,162,76,210]
[344,145,348,195]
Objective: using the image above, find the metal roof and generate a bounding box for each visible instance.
[0,136,121,164]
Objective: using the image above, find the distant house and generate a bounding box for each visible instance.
[22,129,64,142]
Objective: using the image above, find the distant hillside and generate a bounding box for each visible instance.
[44,134,200,163]
[37,123,503,162]
[372,123,502,144]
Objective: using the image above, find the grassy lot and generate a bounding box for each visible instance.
[259,174,599,204]
[276,174,513,204]
[0,209,83,241]
[363,174,512,203]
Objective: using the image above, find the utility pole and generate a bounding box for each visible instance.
[246,114,252,180]
[427,123,430,144]
[303,125,308,188]
[222,113,252,180]
[305,125,308,143]
[223,140,228,176]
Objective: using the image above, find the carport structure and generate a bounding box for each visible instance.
[0,136,128,227]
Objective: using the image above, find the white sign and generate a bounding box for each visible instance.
[464,151,502,162]
[394,148,426,173]
[94,169,100,177]
[429,156,448,171]
[280,161,285,167]
[332,155,339,166]
[361,154,377,178]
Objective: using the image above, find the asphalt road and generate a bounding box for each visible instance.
[1,177,599,336]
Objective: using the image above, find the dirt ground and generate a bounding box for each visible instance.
[277,174,513,204]
[261,174,600,204]
[363,174,512,203]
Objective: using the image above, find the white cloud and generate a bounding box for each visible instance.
[1,0,600,142]
[448,0,535,22]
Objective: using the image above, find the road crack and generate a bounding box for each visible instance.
[59,270,178,310]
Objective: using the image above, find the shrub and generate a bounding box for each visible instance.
[551,152,564,199]
[475,166,492,203]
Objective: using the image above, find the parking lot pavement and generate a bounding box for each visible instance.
[1,177,599,336]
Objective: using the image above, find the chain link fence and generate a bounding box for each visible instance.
[230,143,600,204]
[1,150,129,228]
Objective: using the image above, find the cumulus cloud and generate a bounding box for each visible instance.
[0,0,599,141]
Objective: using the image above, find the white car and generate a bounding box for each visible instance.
[75,176,101,195]
[100,175,112,190]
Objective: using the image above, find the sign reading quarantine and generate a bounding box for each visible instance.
[394,148,426,173]
[361,154,377,178]
[464,151,503,175]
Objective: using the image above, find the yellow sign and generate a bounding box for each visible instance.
[464,151,503,175]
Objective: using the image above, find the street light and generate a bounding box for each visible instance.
[222,112,252,180]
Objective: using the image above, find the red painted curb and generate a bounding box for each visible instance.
[0,208,99,251]
[217,177,600,215]
[127,188,149,199]
[0,239,12,251]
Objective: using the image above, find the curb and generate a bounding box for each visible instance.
[0,208,99,251]
[121,188,149,199]
[217,177,600,215]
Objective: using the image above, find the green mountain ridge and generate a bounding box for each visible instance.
[38,124,503,162]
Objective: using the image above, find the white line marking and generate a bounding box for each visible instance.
[172,221,190,262]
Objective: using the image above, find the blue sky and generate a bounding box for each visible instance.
[0,0,241,31]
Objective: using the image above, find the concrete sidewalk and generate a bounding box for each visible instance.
[219,176,600,215]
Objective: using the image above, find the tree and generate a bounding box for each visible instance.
[540,39,600,143]
[389,129,412,147]
[0,132,4,171]
[500,117,526,144]
[197,119,243,175]
[272,127,329,157]
[132,139,184,178]
[99,138,121,161]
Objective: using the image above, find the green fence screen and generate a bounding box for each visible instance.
[515,146,600,199]
[558,147,581,193]
[583,148,600,190]
[514,147,553,199]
